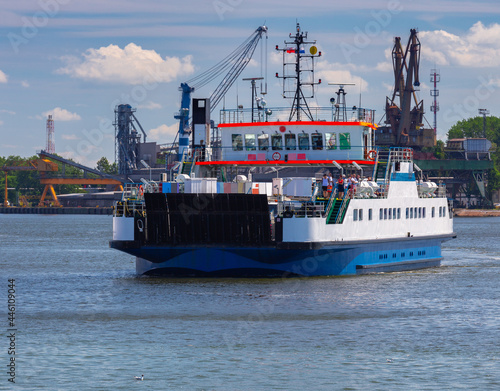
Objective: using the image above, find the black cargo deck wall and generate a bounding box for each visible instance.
[144,193,271,246]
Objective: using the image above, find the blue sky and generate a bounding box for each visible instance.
[2,0,500,167]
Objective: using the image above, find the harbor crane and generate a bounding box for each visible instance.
[174,26,268,157]
[386,28,424,145]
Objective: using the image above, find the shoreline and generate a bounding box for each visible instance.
[454,208,500,217]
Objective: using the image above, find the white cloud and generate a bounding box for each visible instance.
[375,62,392,72]
[137,101,162,110]
[61,134,81,140]
[21,80,29,88]
[148,123,178,143]
[316,61,368,92]
[0,109,15,115]
[56,43,194,85]
[41,107,82,121]
[382,82,393,93]
[0,70,7,83]
[420,22,500,67]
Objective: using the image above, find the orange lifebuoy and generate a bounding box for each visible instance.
[272,152,281,161]
[367,150,377,161]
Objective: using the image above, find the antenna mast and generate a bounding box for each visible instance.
[46,115,55,153]
[430,69,440,135]
[276,23,322,121]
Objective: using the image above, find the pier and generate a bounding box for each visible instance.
[0,207,112,215]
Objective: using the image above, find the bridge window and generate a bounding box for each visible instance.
[397,208,401,219]
[432,207,435,218]
[418,207,422,218]
[368,208,373,221]
[339,132,351,150]
[423,207,426,218]
[311,132,323,150]
[285,134,296,150]
[258,134,269,150]
[359,209,363,221]
[232,134,243,151]
[379,208,383,220]
[384,208,388,220]
[271,134,283,150]
[325,133,337,150]
[353,209,358,221]
[388,208,392,220]
[245,134,256,151]
[442,207,446,217]
[414,207,417,218]
[410,208,413,219]
[406,207,409,219]
[298,133,309,150]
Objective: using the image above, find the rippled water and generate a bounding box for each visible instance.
[1,215,499,390]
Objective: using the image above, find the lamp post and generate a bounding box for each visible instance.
[140,160,151,181]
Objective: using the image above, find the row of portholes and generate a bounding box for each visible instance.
[231,132,351,151]
[378,250,424,260]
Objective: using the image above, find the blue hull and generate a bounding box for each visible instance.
[118,236,452,277]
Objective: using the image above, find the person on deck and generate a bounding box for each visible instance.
[337,174,344,199]
[327,172,334,198]
[322,173,329,198]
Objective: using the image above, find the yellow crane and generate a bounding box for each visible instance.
[1,159,59,207]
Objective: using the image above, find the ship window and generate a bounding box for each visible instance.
[232,134,243,151]
[397,208,401,219]
[379,208,383,220]
[443,207,446,217]
[410,208,413,219]
[439,207,442,217]
[325,133,337,150]
[271,134,283,150]
[298,133,309,150]
[359,209,363,221]
[388,208,392,220]
[339,133,351,150]
[245,134,256,151]
[311,132,323,150]
[414,207,417,218]
[406,207,409,219]
[353,209,358,221]
[258,134,269,150]
[393,208,396,219]
[369,208,373,221]
[384,208,388,220]
[285,134,296,150]
[432,207,435,218]
[423,207,426,218]
[418,207,422,218]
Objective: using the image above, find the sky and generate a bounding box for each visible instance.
[2,0,500,167]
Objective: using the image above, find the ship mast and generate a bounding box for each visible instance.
[276,23,322,121]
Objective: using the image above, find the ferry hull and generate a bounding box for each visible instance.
[111,235,453,277]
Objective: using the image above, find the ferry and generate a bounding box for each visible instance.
[109,24,455,277]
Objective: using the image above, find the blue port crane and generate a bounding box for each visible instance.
[174,26,268,158]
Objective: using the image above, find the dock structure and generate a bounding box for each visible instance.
[0,206,112,215]
[415,158,494,207]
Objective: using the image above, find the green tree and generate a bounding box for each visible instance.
[96,156,118,175]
